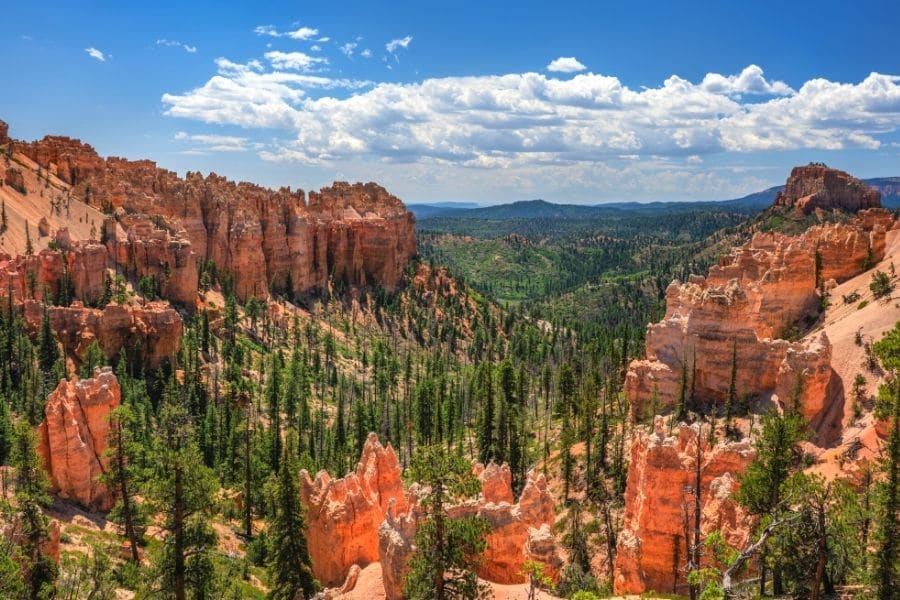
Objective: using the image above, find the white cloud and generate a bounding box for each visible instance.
[162,62,900,172]
[386,35,412,54]
[547,57,586,73]
[85,47,106,62]
[310,44,322,52]
[264,51,327,71]
[361,48,373,58]
[340,42,357,58]
[157,38,197,53]
[174,131,248,152]
[700,64,792,96]
[254,25,279,37]
[317,36,330,43]
[254,25,319,40]
[288,26,319,40]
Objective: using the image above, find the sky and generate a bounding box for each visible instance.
[2,0,900,204]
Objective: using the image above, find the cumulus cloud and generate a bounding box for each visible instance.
[340,42,357,58]
[264,51,327,71]
[254,25,319,40]
[361,48,373,58]
[386,35,412,54]
[547,57,586,73]
[162,61,900,170]
[174,131,248,152]
[85,47,106,61]
[700,64,792,96]
[157,38,197,53]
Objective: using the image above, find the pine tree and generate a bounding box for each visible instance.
[101,405,146,563]
[736,409,805,595]
[872,325,899,599]
[266,448,318,600]
[144,392,218,600]
[25,221,33,255]
[11,421,57,599]
[477,363,495,464]
[38,305,58,374]
[404,444,490,600]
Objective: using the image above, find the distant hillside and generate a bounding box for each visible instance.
[411,176,900,220]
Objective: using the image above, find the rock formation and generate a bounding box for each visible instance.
[0,231,107,305]
[36,368,120,512]
[625,207,894,429]
[10,132,416,301]
[377,468,561,600]
[299,433,408,586]
[23,299,182,369]
[104,215,199,307]
[613,418,755,595]
[775,165,881,213]
[302,435,561,597]
[4,167,25,194]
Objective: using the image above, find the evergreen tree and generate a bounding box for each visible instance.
[144,393,218,600]
[38,306,58,374]
[404,444,490,600]
[101,405,146,563]
[266,448,318,600]
[11,421,58,599]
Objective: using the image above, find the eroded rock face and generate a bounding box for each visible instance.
[299,433,408,587]
[36,368,120,512]
[306,437,561,597]
[775,165,881,213]
[104,215,199,307]
[625,208,893,429]
[377,468,561,600]
[4,167,25,194]
[23,299,182,369]
[13,134,416,301]
[613,419,755,595]
[0,233,108,305]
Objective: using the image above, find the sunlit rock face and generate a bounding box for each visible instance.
[36,367,120,512]
[774,164,881,214]
[12,134,416,302]
[614,419,755,595]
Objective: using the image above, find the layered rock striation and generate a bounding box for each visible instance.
[36,368,120,512]
[10,130,416,301]
[614,419,755,595]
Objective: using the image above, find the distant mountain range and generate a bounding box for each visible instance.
[408,177,900,219]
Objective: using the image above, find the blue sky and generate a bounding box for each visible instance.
[2,0,900,204]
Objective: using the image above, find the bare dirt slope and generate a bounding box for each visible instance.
[0,150,104,256]
[808,227,900,477]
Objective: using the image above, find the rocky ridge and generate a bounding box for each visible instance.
[6,125,416,301]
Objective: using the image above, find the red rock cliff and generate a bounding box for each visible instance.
[11,132,416,301]
[625,207,893,429]
[614,419,755,595]
[36,367,120,512]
